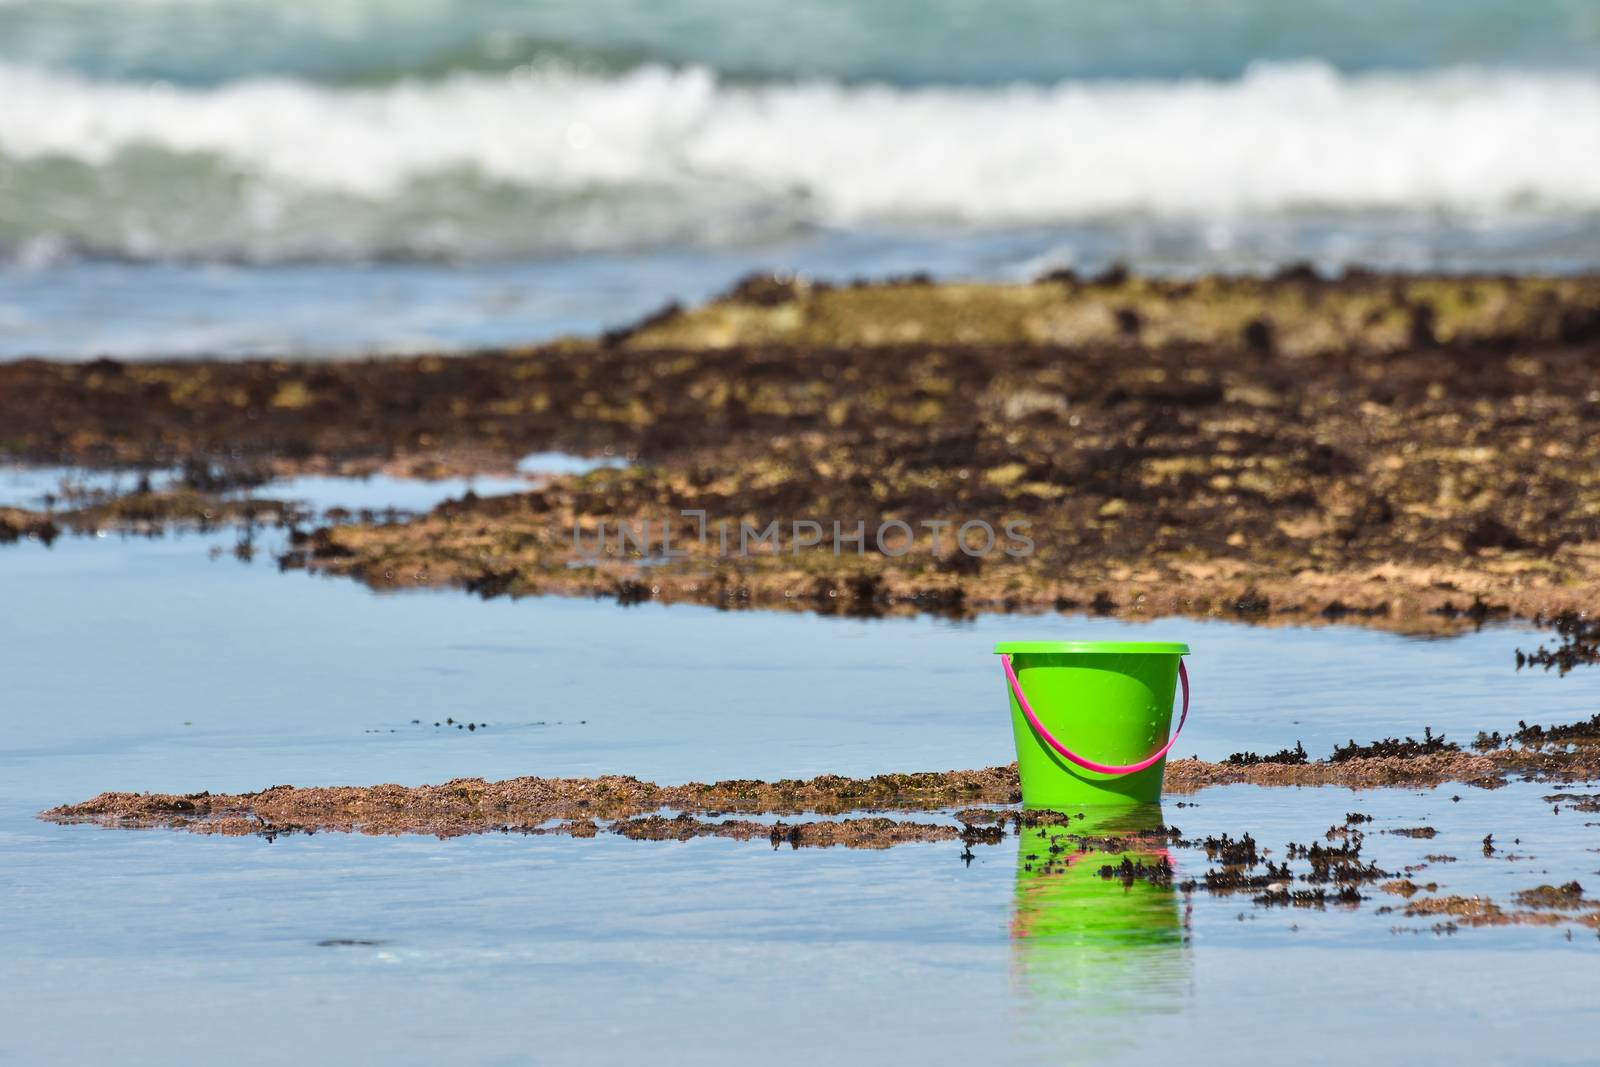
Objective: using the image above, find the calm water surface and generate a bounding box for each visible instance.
[2,521,1597,1064]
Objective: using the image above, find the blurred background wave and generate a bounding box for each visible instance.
[3,0,1598,357]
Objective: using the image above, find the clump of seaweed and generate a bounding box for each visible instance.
[1512,713,1600,747]
[1178,835,1290,894]
[1223,741,1308,767]
[1097,855,1176,888]
[959,822,1006,846]
[1183,859,1294,898]
[1513,882,1586,909]
[1473,729,1507,751]
[1517,612,1600,676]
[1478,713,1600,751]
[1201,832,1260,866]
[1329,726,1458,762]
[1286,836,1389,886]
[1018,808,1085,827]
[1254,884,1363,908]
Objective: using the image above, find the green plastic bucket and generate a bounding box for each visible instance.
[996,640,1190,808]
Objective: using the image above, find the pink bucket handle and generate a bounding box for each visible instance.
[1001,653,1189,776]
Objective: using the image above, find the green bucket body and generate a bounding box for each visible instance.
[996,641,1188,809]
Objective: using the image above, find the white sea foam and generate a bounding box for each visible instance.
[2,60,1598,259]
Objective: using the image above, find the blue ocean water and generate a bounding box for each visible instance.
[1,0,1598,357]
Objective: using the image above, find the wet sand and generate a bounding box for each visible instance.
[4,271,1600,633]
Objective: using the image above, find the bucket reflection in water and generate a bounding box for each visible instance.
[1010,804,1191,1013]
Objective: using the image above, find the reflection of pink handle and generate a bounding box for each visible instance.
[1001,653,1189,776]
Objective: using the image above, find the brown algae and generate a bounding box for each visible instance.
[4,272,1600,634]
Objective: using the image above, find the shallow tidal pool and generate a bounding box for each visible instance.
[2,524,1598,1065]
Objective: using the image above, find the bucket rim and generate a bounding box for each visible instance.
[993,640,1189,655]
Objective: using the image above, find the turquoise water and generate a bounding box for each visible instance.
[4,0,1595,86]
[2,0,1598,357]
[2,528,1599,1063]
